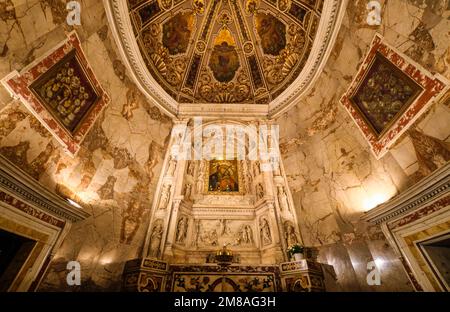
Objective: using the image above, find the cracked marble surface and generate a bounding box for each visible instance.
[0,0,448,292]
[277,0,450,291]
[0,0,172,291]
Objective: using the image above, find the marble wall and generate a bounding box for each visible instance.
[0,0,172,290]
[1,0,449,292]
[277,0,450,291]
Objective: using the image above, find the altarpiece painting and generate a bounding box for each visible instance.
[207,159,241,193]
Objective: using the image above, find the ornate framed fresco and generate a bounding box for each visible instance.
[340,34,449,159]
[1,31,109,156]
[205,159,244,195]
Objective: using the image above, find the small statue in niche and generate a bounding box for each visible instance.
[285,221,299,247]
[277,185,289,211]
[196,177,204,194]
[260,217,272,246]
[272,158,281,176]
[175,216,188,244]
[242,160,253,194]
[166,156,177,176]
[184,183,192,200]
[256,183,264,200]
[246,174,253,194]
[159,184,171,209]
[192,220,202,247]
[186,160,195,176]
[198,160,206,176]
[147,220,163,258]
[253,161,261,177]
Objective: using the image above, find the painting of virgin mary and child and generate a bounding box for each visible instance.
[208,159,239,193]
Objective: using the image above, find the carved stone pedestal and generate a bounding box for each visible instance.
[122,258,169,292]
[280,260,335,292]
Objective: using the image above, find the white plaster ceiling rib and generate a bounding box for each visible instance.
[104,0,347,119]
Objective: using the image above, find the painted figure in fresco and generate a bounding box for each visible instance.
[209,28,240,83]
[147,221,163,258]
[208,160,239,192]
[162,12,194,55]
[255,13,287,56]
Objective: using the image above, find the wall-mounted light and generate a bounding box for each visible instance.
[66,198,83,209]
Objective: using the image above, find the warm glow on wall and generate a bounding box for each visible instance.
[362,193,392,211]
[374,258,386,269]
[99,257,113,265]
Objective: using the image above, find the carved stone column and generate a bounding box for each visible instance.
[142,119,189,259]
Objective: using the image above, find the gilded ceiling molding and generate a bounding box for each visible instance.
[104,0,347,118]
[267,0,347,117]
[104,0,179,118]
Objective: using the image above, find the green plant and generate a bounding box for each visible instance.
[287,244,304,257]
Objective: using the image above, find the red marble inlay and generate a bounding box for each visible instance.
[3,31,110,156]
[340,34,448,159]
[399,256,424,291]
[0,191,66,229]
[389,195,450,230]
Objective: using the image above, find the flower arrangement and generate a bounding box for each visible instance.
[287,244,304,257]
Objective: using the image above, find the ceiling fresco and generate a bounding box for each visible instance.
[127,0,324,104]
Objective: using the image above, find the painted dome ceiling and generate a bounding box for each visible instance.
[126,0,324,104]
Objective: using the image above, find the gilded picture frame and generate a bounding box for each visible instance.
[204,159,245,195]
[340,34,449,159]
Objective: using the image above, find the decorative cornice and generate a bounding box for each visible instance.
[362,162,450,225]
[0,155,90,223]
[104,0,347,118]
